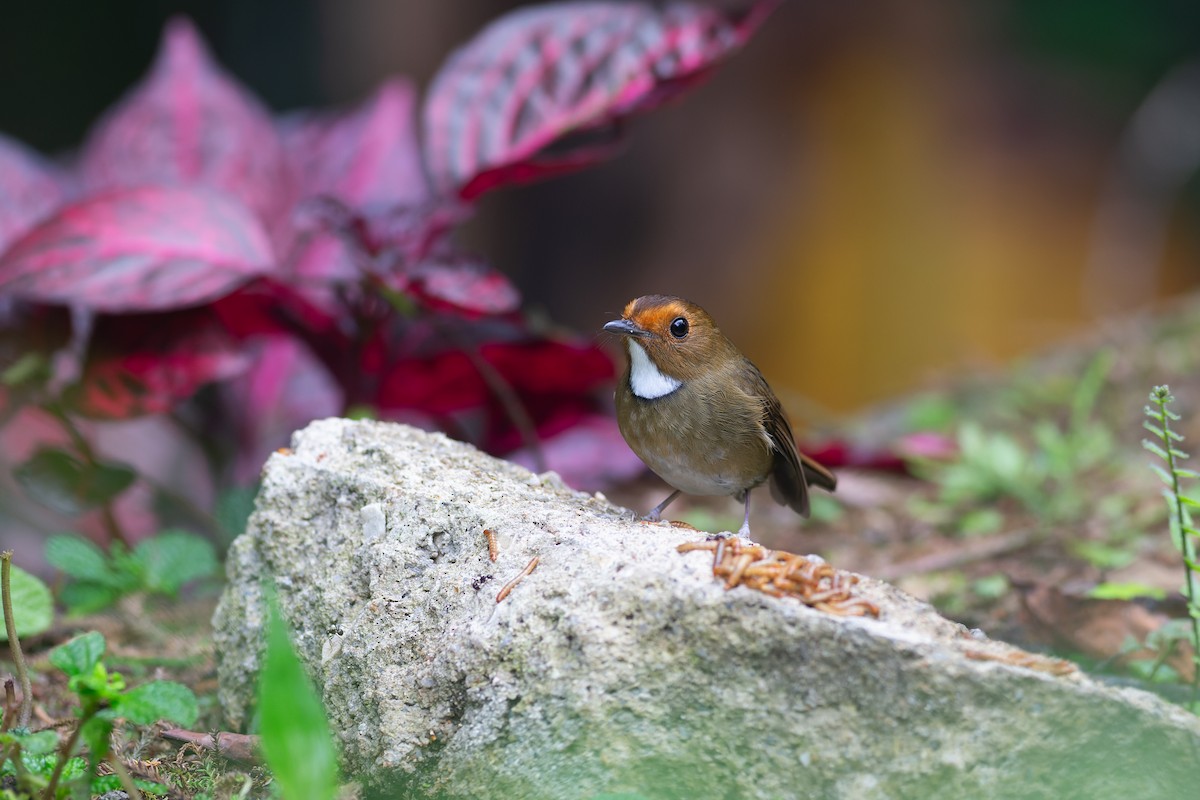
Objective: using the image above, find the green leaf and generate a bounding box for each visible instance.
[9,729,59,755]
[957,508,1005,537]
[1087,582,1167,601]
[259,595,340,800]
[1149,463,1173,486]
[1143,439,1169,460]
[118,680,198,726]
[134,531,218,595]
[79,714,114,768]
[972,573,1010,599]
[44,534,110,583]
[59,581,122,616]
[1070,540,1137,570]
[14,448,136,515]
[90,774,173,797]
[1,352,50,387]
[0,563,53,641]
[216,484,259,545]
[1177,468,1200,480]
[48,631,106,678]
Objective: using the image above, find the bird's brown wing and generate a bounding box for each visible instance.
[744,366,836,518]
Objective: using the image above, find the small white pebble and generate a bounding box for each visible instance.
[361,503,386,541]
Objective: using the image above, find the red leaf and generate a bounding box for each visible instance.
[67,324,250,419]
[423,0,779,198]
[402,258,521,316]
[281,78,429,208]
[479,339,614,394]
[0,186,273,313]
[0,134,70,256]
[378,350,489,416]
[81,16,291,231]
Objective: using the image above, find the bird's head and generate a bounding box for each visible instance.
[602,295,737,398]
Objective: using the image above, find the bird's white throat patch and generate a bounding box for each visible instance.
[627,340,682,399]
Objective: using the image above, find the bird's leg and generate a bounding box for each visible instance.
[642,490,681,523]
[737,491,752,538]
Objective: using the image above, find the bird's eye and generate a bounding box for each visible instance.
[669,317,689,339]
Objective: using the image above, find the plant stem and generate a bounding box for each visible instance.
[1,551,33,728]
[42,710,88,800]
[42,403,132,549]
[108,755,144,800]
[1155,391,1200,704]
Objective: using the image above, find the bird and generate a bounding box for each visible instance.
[603,294,835,538]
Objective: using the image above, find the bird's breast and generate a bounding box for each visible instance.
[615,378,774,497]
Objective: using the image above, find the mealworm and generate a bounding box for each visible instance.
[496,555,539,602]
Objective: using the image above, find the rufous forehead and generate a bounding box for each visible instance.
[624,297,690,331]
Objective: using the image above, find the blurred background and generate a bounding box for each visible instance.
[3,0,1199,421]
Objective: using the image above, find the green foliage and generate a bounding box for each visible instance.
[1087,581,1166,601]
[913,352,1117,534]
[1119,619,1196,686]
[48,630,107,678]
[259,593,340,800]
[45,530,218,614]
[215,484,259,546]
[0,562,52,641]
[1142,385,1200,705]
[2,631,197,798]
[14,447,136,516]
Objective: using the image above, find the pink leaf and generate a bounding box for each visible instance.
[222,336,343,483]
[0,134,70,255]
[281,78,429,208]
[0,186,273,313]
[81,16,291,231]
[508,413,645,490]
[285,197,471,301]
[402,258,521,316]
[423,0,779,198]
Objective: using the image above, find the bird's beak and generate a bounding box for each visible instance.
[603,319,651,338]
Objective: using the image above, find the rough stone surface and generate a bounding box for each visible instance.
[213,418,1200,799]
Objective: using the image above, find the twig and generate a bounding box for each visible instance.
[496,556,540,603]
[483,529,498,562]
[160,728,260,763]
[3,678,16,731]
[1,551,33,728]
[872,529,1037,581]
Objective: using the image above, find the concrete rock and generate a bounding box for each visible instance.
[213,418,1200,799]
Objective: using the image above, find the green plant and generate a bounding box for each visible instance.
[1142,385,1200,705]
[0,562,52,644]
[1116,619,1194,686]
[44,530,218,615]
[913,351,1118,534]
[258,593,340,800]
[1,611,198,800]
